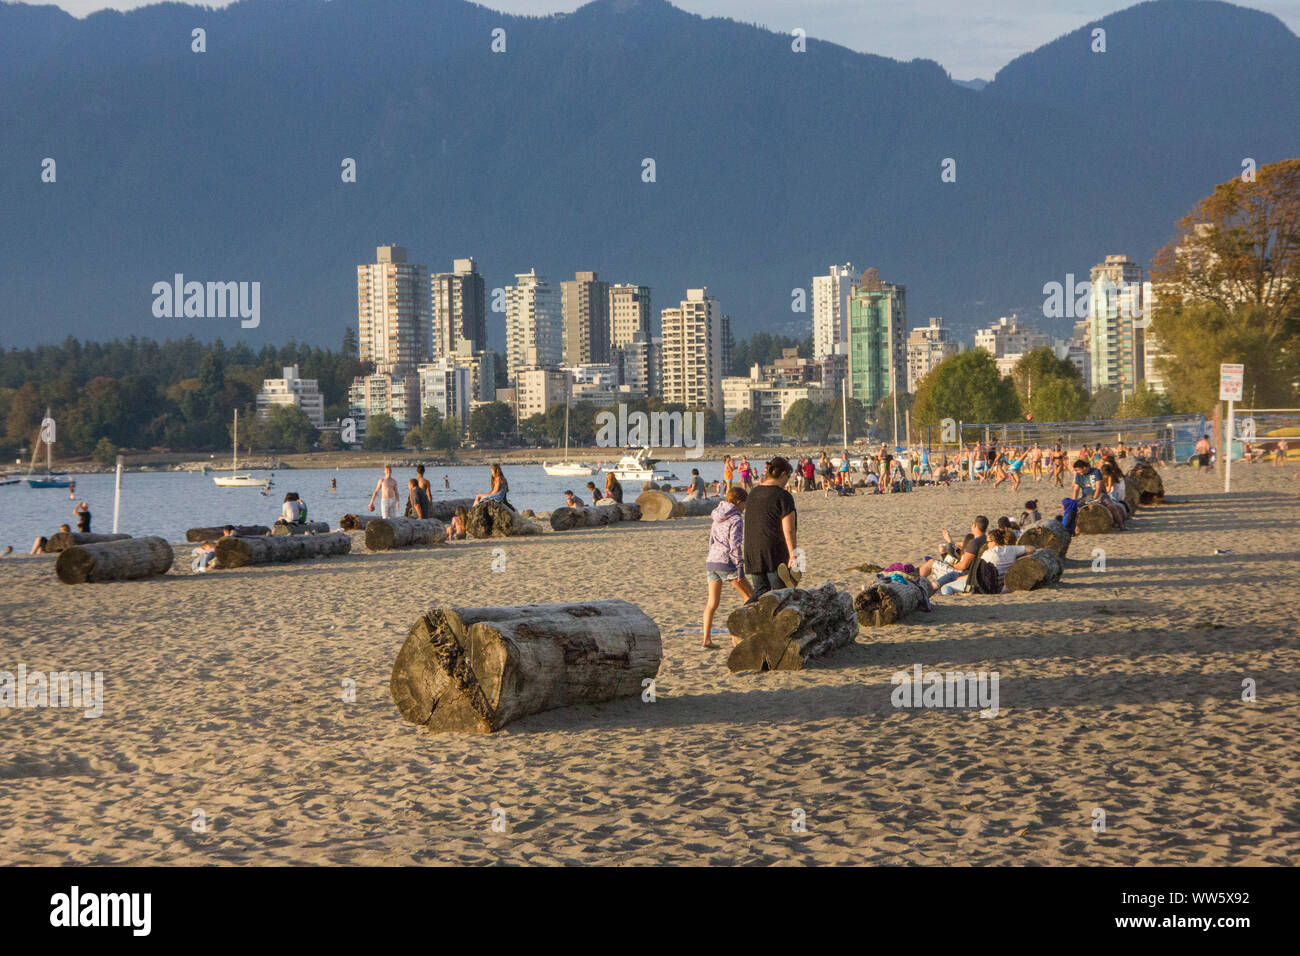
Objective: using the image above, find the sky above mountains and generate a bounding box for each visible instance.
[42,0,1300,78]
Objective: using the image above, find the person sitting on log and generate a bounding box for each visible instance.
[222,525,236,537]
[74,501,92,533]
[1018,500,1041,528]
[446,506,468,542]
[684,468,707,500]
[976,528,1037,592]
[1093,463,1128,530]
[585,480,603,505]
[192,539,218,572]
[563,490,581,509]
[741,457,798,601]
[702,486,755,648]
[1059,497,1080,535]
[30,536,48,555]
[473,464,511,508]
[996,516,1018,543]
[605,472,624,503]
[281,492,304,524]
[918,516,989,592]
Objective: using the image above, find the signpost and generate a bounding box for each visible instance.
[1219,363,1244,492]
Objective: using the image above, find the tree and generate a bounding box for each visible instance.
[362,413,402,451]
[871,391,913,444]
[254,405,317,453]
[728,408,763,443]
[1029,376,1091,423]
[911,350,1021,427]
[1089,388,1121,420]
[468,402,515,445]
[822,396,868,442]
[1150,158,1300,412]
[1118,382,1173,419]
[92,436,118,467]
[781,398,819,440]
[318,430,343,452]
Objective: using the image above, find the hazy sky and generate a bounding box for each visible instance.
[46,0,1300,78]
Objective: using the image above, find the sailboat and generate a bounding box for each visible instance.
[213,409,270,487]
[25,410,72,488]
[542,403,597,477]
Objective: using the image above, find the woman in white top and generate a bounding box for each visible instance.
[281,492,303,523]
[980,528,1037,592]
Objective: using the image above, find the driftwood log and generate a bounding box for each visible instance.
[364,517,447,551]
[1017,518,1070,556]
[215,531,351,567]
[548,502,641,531]
[339,513,373,531]
[727,584,858,672]
[46,532,131,553]
[185,525,270,542]
[855,575,929,627]
[1127,461,1165,504]
[55,536,173,584]
[272,520,332,535]
[1004,548,1065,592]
[390,600,662,733]
[466,501,541,538]
[1075,502,1116,534]
[427,497,475,521]
[635,489,716,520]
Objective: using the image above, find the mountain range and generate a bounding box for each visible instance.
[0,0,1298,351]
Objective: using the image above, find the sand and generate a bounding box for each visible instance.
[1,463,1297,865]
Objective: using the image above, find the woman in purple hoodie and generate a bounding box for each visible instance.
[702,486,754,648]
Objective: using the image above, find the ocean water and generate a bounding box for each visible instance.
[0,459,731,551]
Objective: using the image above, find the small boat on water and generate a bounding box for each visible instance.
[24,410,73,488]
[604,447,678,484]
[542,402,597,477]
[213,410,273,488]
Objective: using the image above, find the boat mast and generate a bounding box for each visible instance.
[232,409,239,472]
[564,401,570,463]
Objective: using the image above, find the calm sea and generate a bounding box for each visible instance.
[0,459,732,551]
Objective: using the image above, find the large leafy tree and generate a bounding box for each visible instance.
[253,404,317,453]
[911,350,1022,427]
[1149,158,1300,411]
[728,408,762,443]
[1010,348,1090,422]
[467,401,515,444]
[361,413,402,451]
[780,398,819,440]
[1118,382,1174,419]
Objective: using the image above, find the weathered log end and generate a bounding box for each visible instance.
[466,501,541,538]
[215,531,351,568]
[364,517,447,551]
[55,536,174,584]
[854,576,928,627]
[726,584,857,673]
[1075,502,1115,535]
[46,532,132,553]
[272,520,331,535]
[1017,518,1071,556]
[1004,549,1065,592]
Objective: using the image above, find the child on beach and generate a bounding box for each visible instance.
[702,487,754,648]
[446,506,468,541]
[1018,500,1041,527]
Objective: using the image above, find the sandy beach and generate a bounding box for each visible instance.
[1,463,1296,866]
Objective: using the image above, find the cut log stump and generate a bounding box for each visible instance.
[272,520,331,535]
[1004,549,1065,592]
[365,517,447,551]
[428,498,475,521]
[339,514,373,531]
[186,525,269,542]
[55,536,173,584]
[1127,461,1165,504]
[1017,518,1071,556]
[855,576,929,627]
[1075,502,1116,535]
[390,600,662,733]
[215,531,351,568]
[548,502,641,531]
[466,501,541,538]
[46,532,131,553]
[726,584,858,672]
[635,490,716,520]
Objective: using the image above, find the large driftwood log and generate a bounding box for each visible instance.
[272,520,332,535]
[466,501,541,538]
[635,490,717,520]
[55,536,173,584]
[215,531,351,567]
[1127,461,1165,504]
[186,525,270,542]
[46,532,131,553]
[726,584,858,672]
[855,576,929,627]
[427,497,475,521]
[1004,549,1065,592]
[1017,518,1070,556]
[548,502,641,531]
[364,517,447,551]
[1075,501,1116,534]
[339,513,373,531]
[390,600,662,733]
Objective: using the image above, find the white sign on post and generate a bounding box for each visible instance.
[1219,363,1244,402]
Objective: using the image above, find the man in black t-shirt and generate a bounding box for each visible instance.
[742,457,798,600]
[917,515,989,588]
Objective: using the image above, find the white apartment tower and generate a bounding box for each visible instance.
[505,269,563,379]
[812,263,856,361]
[430,257,487,358]
[660,288,729,410]
[1087,254,1147,396]
[357,245,429,370]
[905,317,959,392]
[609,284,652,350]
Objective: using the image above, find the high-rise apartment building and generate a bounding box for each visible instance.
[974,315,1050,358]
[357,245,429,370]
[1087,254,1147,396]
[417,358,473,428]
[660,288,729,410]
[905,317,959,392]
[347,369,420,437]
[609,284,652,350]
[618,331,660,399]
[430,257,487,357]
[846,269,906,409]
[812,264,856,361]
[562,270,611,366]
[505,269,563,379]
[256,365,325,428]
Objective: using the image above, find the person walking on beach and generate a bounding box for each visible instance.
[368,465,400,517]
[738,456,752,491]
[1275,440,1289,466]
[742,457,798,600]
[702,486,754,647]
[1195,434,1212,472]
[74,501,91,533]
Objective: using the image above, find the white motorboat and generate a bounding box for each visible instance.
[213,410,272,488]
[542,404,597,476]
[605,447,678,484]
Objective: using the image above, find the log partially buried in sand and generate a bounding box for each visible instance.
[1075,502,1115,535]
[272,520,332,535]
[1127,460,1165,504]
[55,536,173,584]
[548,502,641,531]
[466,501,541,538]
[46,532,131,553]
[364,517,446,551]
[339,513,373,531]
[215,531,351,567]
[727,584,858,672]
[635,489,715,521]
[390,600,662,733]
[185,525,270,542]
[1017,518,1070,556]
[1004,548,1065,592]
[855,576,928,627]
